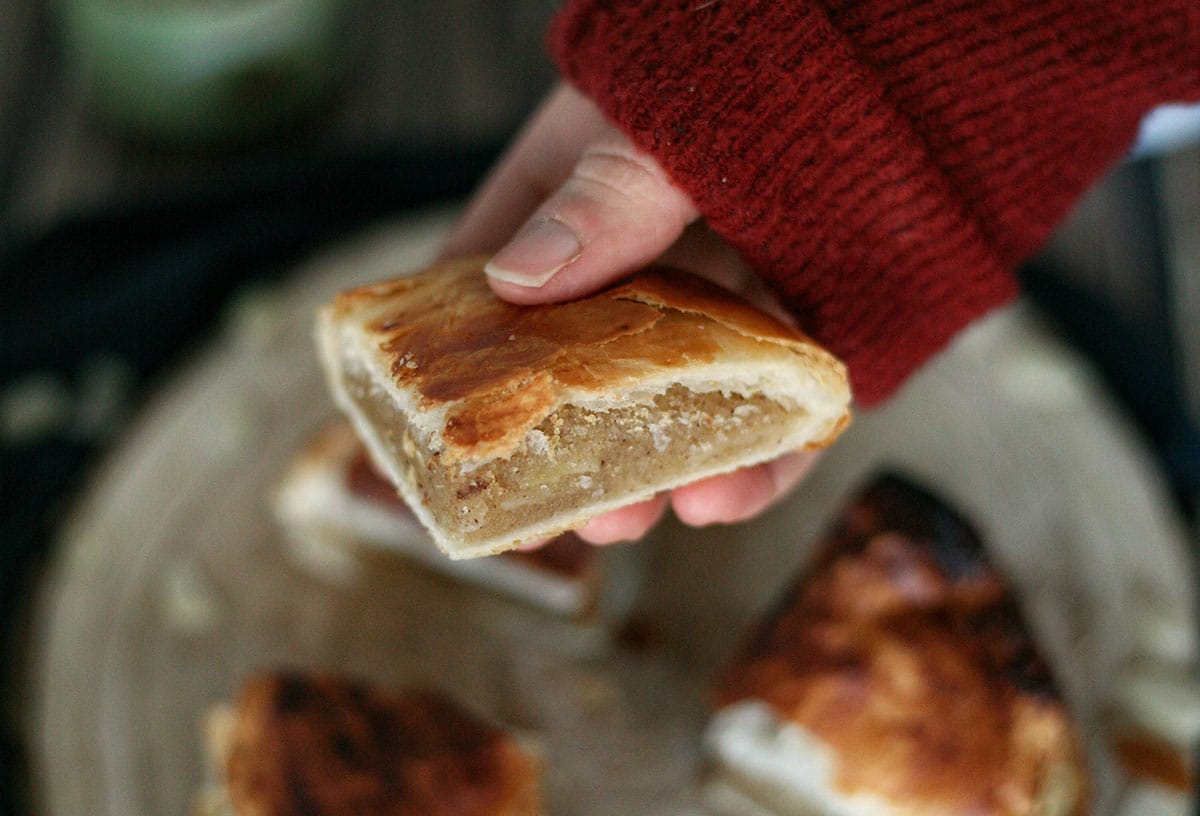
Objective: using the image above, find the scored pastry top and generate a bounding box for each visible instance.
[320,257,851,465]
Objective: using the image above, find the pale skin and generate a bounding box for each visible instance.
[441,83,821,545]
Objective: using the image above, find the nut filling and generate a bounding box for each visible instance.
[346,367,802,546]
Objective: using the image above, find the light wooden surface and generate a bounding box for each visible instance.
[26,212,1199,816]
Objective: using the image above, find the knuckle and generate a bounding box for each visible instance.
[571,141,676,209]
[541,137,696,252]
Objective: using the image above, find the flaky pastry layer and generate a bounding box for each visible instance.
[317,258,851,556]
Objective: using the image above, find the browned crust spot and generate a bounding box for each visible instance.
[224,672,540,816]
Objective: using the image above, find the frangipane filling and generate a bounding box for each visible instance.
[347,369,802,545]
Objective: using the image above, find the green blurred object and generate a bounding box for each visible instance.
[60,0,350,145]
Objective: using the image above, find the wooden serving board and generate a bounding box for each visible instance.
[25,209,1199,815]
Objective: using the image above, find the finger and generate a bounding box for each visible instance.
[574,494,669,545]
[515,537,553,551]
[440,85,611,259]
[670,451,822,527]
[483,133,701,304]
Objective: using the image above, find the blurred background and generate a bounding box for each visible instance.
[1,2,559,812]
[0,1,1197,814]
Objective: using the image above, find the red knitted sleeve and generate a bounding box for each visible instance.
[547,1,1200,405]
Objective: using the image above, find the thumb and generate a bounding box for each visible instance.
[484,134,700,304]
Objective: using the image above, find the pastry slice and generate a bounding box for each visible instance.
[705,474,1089,816]
[196,671,541,816]
[273,421,642,621]
[316,257,851,558]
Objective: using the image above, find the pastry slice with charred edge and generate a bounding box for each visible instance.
[705,474,1089,816]
[273,421,642,621]
[316,257,851,558]
[195,671,542,816]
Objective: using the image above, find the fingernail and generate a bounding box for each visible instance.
[484,218,581,287]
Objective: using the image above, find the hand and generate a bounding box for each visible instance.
[442,83,821,545]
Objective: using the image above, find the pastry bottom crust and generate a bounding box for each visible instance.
[347,369,806,553]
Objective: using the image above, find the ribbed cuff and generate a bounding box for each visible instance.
[548,0,1199,404]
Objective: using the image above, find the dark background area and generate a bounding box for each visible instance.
[1,2,1198,815]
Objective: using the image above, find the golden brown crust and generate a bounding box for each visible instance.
[323,257,850,465]
[606,271,816,351]
[714,474,1089,814]
[224,672,540,816]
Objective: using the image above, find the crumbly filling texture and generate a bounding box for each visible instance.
[347,370,801,546]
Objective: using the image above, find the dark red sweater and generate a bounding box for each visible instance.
[548,1,1200,404]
